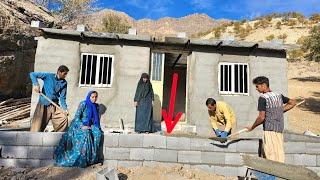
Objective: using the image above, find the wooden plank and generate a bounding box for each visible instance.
[0,98,14,106]
[241,154,320,180]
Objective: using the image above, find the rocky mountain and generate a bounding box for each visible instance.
[64,9,229,36]
[0,0,59,99]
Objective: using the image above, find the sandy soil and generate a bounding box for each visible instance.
[0,165,237,180]
[287,61,320,134]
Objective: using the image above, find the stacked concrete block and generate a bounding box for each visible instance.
[143,135,166,148]
[0,131,320,177]
[167,137,190,150]
[154,149,178,162]
[119,134,143,147]
[130,148,154,161]
[178,151,201,163]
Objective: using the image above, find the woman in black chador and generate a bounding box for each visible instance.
[134,73,154,133]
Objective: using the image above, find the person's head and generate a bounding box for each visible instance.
[252,76,269,93]
[57,65,69,80]
[141,73,149,83]
[87,91,98,103]
[206,98,216,112]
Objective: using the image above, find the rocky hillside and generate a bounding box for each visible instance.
[0,0,59,99]
[64,9,229,36]
[202,18,315,45]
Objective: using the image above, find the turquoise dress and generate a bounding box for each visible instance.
[54,101,102,168]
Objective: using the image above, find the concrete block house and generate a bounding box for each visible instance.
[31,28,289,137]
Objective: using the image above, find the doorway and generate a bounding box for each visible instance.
[150,52,188,123]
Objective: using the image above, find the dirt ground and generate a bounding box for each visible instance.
[287,61,320,134]
[0,164,237,180]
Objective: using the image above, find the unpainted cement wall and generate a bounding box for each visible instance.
[187,51,288,137]
[31,37,150,129]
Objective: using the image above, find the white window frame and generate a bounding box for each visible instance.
[79,53,114,87]
[218,62,249,95]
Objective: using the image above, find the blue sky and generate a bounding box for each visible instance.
[99,0,320,20]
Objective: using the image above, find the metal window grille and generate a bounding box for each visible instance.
[219,63,249,95]
[79,53,114,87]
[151,53,163,81]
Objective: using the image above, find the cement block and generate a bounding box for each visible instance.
[143,161,180,167]
[105,147,130,160]
[96,168,119,180]
[0,159,16,167]
[154,149,177,162]
[306,143,320,154]
[118,161,142,167]
[236,140,259,153]
[238,166,248,177]
[318,155,320,166]
[17,132,43,146]
[214,166,239,177]
[0,159,41,168]
[119,134,143,148]
[103,160,118,169]
[43,132,63,146]
[178,151,201,163]
[130,148,154,161]
[0,132,17,145]
[28,147,54,159]
[285,154,294,165]
[40,160,56,167]
[225,153,243,165]
[166,137,190,150]
[201,152,225,164]
[190,138,215,151]
[190,165,215,173]
[143,135,166,148]
[1,146,28,158]
[284,142,306,153]
[104,133,119,147]
[293,154,317,166]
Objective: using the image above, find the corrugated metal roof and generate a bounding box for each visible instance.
[40,28,290,51]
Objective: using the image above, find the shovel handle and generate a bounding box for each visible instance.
[228,128,248,138]
[39,92,64,112]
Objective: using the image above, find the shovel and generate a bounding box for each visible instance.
[210,128,248,143]
[39,92,64,112]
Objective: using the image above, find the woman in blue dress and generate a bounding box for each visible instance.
[54,90,102,167]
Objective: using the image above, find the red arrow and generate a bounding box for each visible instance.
[162,73,182,134]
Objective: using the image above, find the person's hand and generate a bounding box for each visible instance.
[215,129,221,137]
[63,110,69,115]
[134,101,138,107]
[152,101,154,107]
[34,86,40,93]
[245,126,253,132]
[221,131,228,138]
[81,126,91,130]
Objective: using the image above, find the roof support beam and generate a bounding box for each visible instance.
[172,40,190,69]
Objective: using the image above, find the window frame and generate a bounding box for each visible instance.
[218,62,249,96]
[79,53,114,88]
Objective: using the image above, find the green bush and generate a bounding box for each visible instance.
[303,25,320,62]
[102,14,130,34]
[266,34,275,41]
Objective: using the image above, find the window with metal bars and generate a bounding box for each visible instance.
[219,63,249,95]
[79,53,114,87]
[151,53,163,81]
